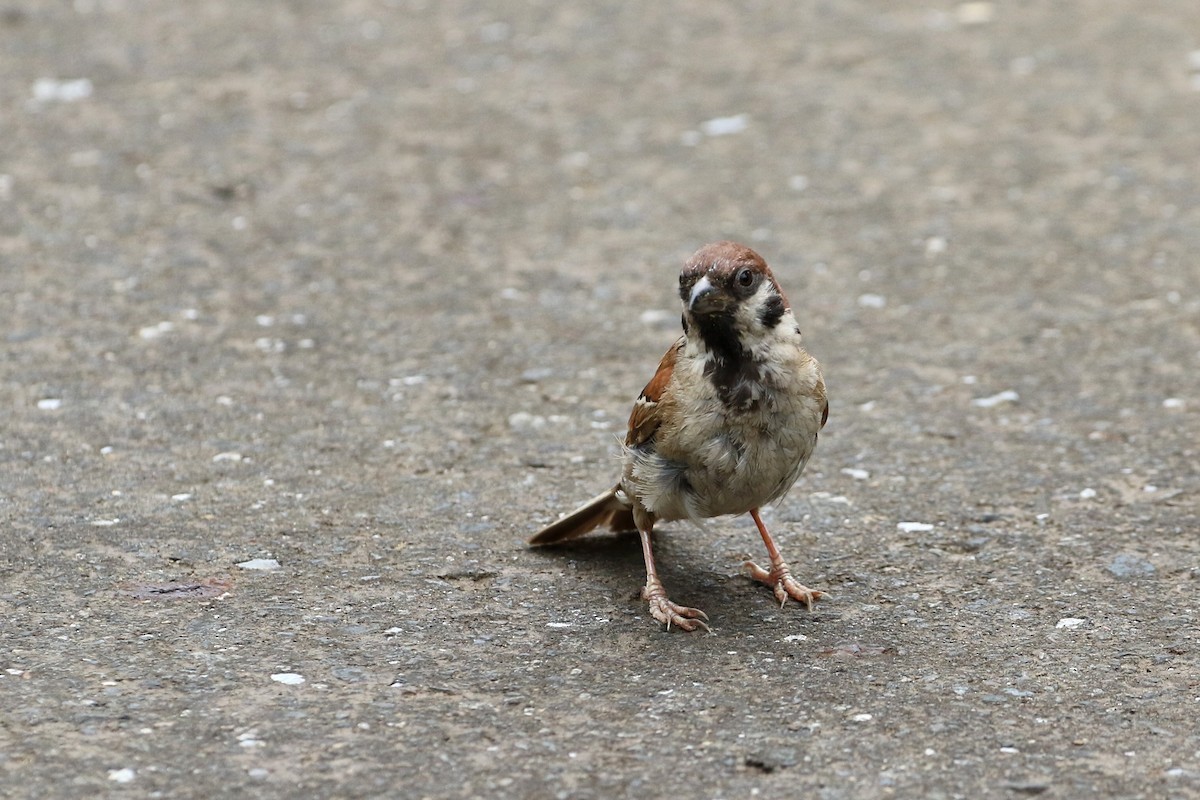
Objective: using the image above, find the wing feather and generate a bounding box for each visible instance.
[625,337,683,448]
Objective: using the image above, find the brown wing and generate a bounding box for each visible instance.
[626,336,683,448]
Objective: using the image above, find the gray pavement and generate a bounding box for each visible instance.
[2,2,1199,798]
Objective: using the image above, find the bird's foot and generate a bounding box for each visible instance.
[744,558,825,611]
[642,580,710,632]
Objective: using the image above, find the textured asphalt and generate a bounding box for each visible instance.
[2,2,1199,798]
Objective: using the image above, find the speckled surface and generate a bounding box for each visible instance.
[2,2,1198,797]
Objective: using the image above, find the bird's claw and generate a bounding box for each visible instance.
[642,583,711,633]
[744,559,825,611]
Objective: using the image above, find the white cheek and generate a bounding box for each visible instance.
[735,283,775,328]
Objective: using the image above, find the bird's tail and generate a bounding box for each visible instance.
[528,487,635,546]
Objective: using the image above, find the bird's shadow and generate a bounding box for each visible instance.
[524,528,731,606]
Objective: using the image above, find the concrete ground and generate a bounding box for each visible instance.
[2,1,1198,798]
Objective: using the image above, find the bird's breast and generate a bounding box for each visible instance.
[625,344,824,522]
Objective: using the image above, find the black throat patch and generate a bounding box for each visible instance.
[693,314,766,409]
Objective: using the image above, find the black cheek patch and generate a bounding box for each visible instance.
[758,293,786,328]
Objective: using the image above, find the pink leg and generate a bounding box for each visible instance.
[744,508,825,610]
[638,524,710,632]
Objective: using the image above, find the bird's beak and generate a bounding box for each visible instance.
[688,275,721,314]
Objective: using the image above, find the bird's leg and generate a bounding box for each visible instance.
[638,521,710,632]
[744,508,825,610]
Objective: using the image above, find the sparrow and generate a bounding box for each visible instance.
[530,241,829,632]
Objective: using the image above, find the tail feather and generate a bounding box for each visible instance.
[529,487,634,546]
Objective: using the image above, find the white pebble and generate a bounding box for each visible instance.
[546,622,573,628]
[955,2,995,25]
[783,634,808,642]
[91,518,120,527]
[1056,617,1085,629]
[639,309,673,325]
[171,493,193,502]
[138,321,174,339]
[857,293,886,309]
[212,452,243,462]
[971,390,1019,408]
[1079,488,1097,500]
[254,337,284,353]
[1162,398,1185,409]
[508,411,547,430]
[107,768,135,784]
[924,236,948,255]
[238,558,281,571]
[897,522,934,533]
[700,113,749,137]
[238,732,265,748]
[850,713,873,722]
[270,672,305,685]
[788,175,809,192]
[841,467,870,480]
[32,77,93,103]
[37,398,63,410]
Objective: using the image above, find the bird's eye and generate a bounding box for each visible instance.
[736,268,754,287]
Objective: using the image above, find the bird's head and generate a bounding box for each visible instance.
[678,241,791,335]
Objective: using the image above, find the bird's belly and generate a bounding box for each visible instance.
[628,402,819,523]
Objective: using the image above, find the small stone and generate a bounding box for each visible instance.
[270,672,305,685]
[841,467,870,480]
[1106,553,1155,579]
[857,293,886,309]
[507,411,547,430]
[700,114,748,136]
[519,368,554,383]
[897,522,934,533]
[972,390,1019,408]
[107,768,135,784]
[37,398,63,410]
[1079,488,1097,499]
[639,309,673,325]
[955,2,995,25]
[1005,782,1051,795]
[1056,618,1085,630]
[237,558,281,571]
[32,77,93,103]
